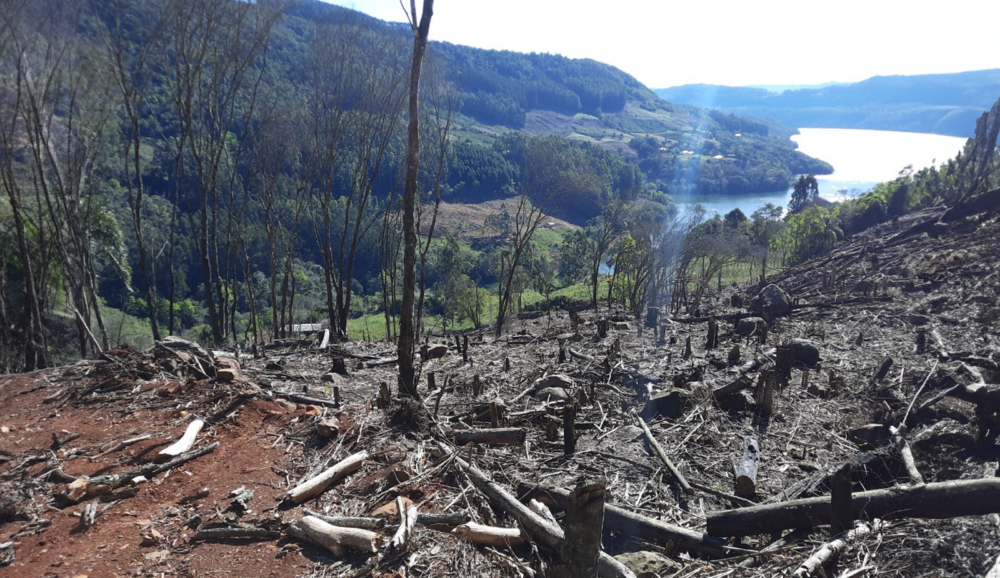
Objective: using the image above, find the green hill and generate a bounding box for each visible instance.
[656,69,1000,137]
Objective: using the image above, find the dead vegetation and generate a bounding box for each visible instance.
[3,192,1000,577]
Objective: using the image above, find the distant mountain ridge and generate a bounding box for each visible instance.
[656,69,1000,137]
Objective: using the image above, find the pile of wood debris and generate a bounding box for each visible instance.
[3,191,1000,577]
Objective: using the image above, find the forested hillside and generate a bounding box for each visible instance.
[0,0,828,372]
[657,69,1000,137]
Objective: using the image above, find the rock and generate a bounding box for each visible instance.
[641,388,691,420]
[371,496,413,517]
[0,426,8,434]
[750,284,792,318]
[807,383,829,398]
[905,313,931,326]
[849,424,887,447]
[614,551,682,578]
[534,387,569,401]
[790,339,821,366]
[321,372,344,385]
[611,321,631,331]
[727,344,741,365]
[735,317,767,336]
[304,405,323,417]
[533,374,574,392]
[422,344,449,360]
[274,398,297,412]
[265,362,284,371]
[316,417,340,439]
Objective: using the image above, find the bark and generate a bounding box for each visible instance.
[707,477,1000,537]
[398,0,434,398]
[285,450,368,504]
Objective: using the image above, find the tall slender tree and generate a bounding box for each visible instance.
[398,0,434,399]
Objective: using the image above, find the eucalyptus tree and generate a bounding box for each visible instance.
[398,0,435,399]
[161,0,284,344]
[0,0,120,363]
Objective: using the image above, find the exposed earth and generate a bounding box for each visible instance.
[2,191,1000,577]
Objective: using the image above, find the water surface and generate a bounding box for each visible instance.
[674,128,968,218]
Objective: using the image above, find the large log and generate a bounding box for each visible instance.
[285,450,368,504]
[707,477,1000,537]
[288,516,380,556]
[449,451,636,578]
[453,427,526,446]
[520,483,729,557]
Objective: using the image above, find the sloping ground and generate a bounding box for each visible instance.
[2,192,1000,577]
[428,200,578,240]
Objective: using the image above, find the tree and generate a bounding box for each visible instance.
[789,174,819,213]
[749,203,784,284]
[398,0,434,400]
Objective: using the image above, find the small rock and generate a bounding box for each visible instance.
[265,361,284,371]
[790,339,820,366]
[0,426,8,434]
[216,368,238,382]
[905,313,931,326]
[641,388,691,420]
[304,405,323,416]
[849,424,887,447]
[316,417,340,439]
[614,551,682,578]
[274,398,297,412]
[807,383,829,398]
[750,284,792,318]
[611,321,631,331]
[66,477,90,502]
[533,374,574,392]
[321,372,344,385]
[534,387,569,401]
[422,344,449,360]
[735,317,767,336]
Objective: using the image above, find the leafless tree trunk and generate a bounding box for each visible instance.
[398,0,434,399]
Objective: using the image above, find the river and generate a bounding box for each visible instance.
[672,128,969,218]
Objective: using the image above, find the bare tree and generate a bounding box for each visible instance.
[398,0,434,399]
[102,0,167,341]
[494,137,601,337]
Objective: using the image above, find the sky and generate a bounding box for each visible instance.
[320,0,1000,88]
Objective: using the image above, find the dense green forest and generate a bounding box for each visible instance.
[656,69,1000,138]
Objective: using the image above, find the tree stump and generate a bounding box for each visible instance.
[830,464,853,538]
[735,436,760,498]
[706,317,719,349]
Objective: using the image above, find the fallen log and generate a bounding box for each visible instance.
[453,427,527,446]
[448,450,636,578]
[707,477,1000,537]
[381,497,417,561]
[91,433,153,461]
[157,418,206,462]
[271,391,340,408]
[86,442,219,490]
[452,522,527,546]
[288,516,380,556]
[520,483,729,557]
[285,450,368,504]
[301,509,385,530]
[791,522,873,578]
[634,413,693,495]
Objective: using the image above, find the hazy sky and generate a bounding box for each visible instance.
[320,0,1000,88]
